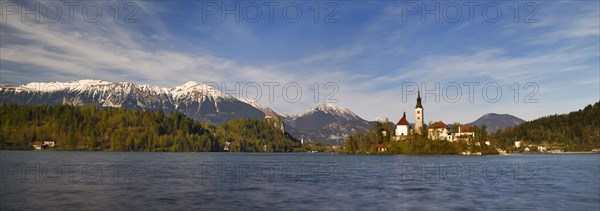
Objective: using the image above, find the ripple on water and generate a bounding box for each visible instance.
[0,152,598,210]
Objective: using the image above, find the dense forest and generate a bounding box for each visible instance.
[343,121,498,155]
[0,104,301,152]
[491,101,600,151]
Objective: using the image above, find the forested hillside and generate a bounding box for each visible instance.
[0,104,300,152]
[491,102,600,151]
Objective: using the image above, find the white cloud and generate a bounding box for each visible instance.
[1,0,598,123]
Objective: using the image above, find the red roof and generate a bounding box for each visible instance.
[396,116,409,126]
[460,126,474,132]
[429,121,449,129]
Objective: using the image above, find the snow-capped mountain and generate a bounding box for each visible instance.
[0,80,263,124]
[0,80,371,143]
[294,103,363,120]
[285,103,372,144]
[235,100,370,143]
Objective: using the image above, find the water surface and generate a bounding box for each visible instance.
[1,151,599,210]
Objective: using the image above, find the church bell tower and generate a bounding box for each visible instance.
[415,91,424,134]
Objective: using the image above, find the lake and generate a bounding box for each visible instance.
[1,151,599,210]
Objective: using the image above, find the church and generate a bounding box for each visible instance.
[393,91,475,142]
[394,91,424,140]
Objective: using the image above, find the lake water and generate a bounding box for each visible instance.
[1,151,599,210]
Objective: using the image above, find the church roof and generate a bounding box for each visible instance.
[429,121,449,129]
[396,112,410,126]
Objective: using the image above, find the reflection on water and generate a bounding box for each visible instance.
[1,151,599,210]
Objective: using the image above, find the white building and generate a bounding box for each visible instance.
[395,112,410,136]
[32,141,42,150]
[514,141,521,148]
[43,141,55,148]
[537,145,546,152]
[454,126,475,142]
[428,121,452,141]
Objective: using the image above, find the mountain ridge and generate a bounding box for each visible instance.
[285,103,371,144]
[1,80,370,143]
[467,113,525,133]
[1,79,263,124]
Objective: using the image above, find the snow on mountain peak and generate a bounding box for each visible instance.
[180,81,201,88]
[170,81,233,100]
[299,103,360,120]
[77,79,111,85]
[19,79,112,93]
[240,98,265,108]
[238,98,289,117]
[315,103,341,110]
[173,81,216,91]
[312,103,348,112]
[6,80,234,101]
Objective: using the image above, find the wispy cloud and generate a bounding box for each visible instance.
[1,0,598,122]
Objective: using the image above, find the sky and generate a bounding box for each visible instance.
[1,0,599,124]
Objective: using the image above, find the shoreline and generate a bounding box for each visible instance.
[2,149,599,155]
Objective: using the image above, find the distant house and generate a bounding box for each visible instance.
[372,144,387,153]
[32,141,43,150]
[428,121,452,141]
[514,141,521,148]
[454,126,475,142]
[43,141,55,148]
[224,141,231,151]
[32,140,56,150]
[537,146,547,152]
[394,112,411,140]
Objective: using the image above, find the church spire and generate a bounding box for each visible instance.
[416,90,423,108]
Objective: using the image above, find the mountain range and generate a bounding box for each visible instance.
[0,80,524,143]
[0,80,264,124]
[0,80,370,143]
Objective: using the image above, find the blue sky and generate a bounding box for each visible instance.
[1,0,599,124]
